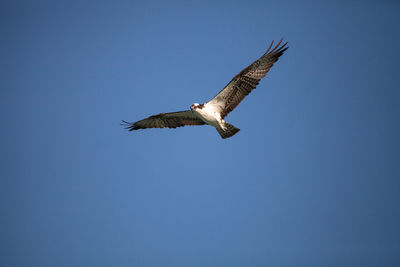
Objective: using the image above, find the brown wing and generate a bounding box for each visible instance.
[121,110,205,131]
[208,39,288,119]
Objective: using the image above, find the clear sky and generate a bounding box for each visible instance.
[1,0,400,266]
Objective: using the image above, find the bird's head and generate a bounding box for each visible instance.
[190,103,201,111]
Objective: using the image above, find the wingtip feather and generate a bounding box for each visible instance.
[121,120,138,131]
[263,40,274,55]
[264,38,288,57]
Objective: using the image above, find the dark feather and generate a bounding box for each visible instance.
[208,39,288,119]
[121,110,205,131]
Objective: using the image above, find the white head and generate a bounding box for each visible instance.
[190,103,201,111]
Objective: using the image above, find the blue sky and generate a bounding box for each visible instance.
[1,0,400,266]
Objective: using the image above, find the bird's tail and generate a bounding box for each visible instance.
[216,122,240,139]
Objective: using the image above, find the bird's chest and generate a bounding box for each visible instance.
[196,105,221,125]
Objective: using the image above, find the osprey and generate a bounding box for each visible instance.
[122,39,288,139]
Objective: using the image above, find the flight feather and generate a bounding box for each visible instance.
[121,110,205,131]
[208,38,288,119]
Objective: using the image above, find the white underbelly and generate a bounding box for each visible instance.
[196,105,221,127]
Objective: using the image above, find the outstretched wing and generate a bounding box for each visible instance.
[208,39,288,119]
[121,110,205,131]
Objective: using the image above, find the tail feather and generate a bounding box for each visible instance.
[216,122,240,139]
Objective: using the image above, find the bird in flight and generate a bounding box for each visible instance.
[122,39,288,139]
